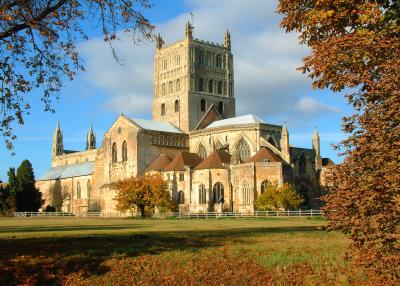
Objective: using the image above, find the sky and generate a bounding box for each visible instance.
[0,0,354,182]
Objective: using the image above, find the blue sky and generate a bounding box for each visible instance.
[0,0,353,182]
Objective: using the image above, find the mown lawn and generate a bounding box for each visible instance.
[0,217,366,285]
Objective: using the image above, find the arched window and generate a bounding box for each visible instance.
[122,141,128,162]
[299,154,306,174]
[169,81,173,93]
[235,138,251,163]
[199,184,206,204]
[242,181,250,205]
[216,54,222,68]
[76,181,81,199]
[176,79,180,92]
[261,180,269,194]
[198,50,204,65]
[197,144,207,159]
[212,182,224,204]
[174,100,179,113]
[198,78,204,92]
[161,103,165,116]
[161,83,166,96]
[178,191,185,204]
[87,180,91,199]
[217,81,223,94]
[215,141,223,150]
[112,142,117,163]
[208,79,213,93]
[218,102,224,114]
[200,99,206,112]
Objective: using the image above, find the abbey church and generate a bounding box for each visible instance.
[36,23,334,214]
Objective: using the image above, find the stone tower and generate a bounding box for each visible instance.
[152,22,235,132]
[52,121,63,158]
[86,124,96,150]
[280,123,290,163]
[312,128,322,170]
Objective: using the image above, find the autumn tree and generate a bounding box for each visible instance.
[256,182,304,211]
[278,0,400,283]
[114,173,177,218]
[0,1,154,150]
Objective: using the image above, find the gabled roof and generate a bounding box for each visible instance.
[245,147,283,163]
[130,118,183,134]
[195,150,231,170]
[146,154,172,171]
[194,104,222,131]
[38,161,94,181]
[164,152,203,171]
[205,114,265,129]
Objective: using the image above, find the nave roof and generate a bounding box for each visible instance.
[38,161,94,181]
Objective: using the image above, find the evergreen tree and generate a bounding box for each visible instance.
[15,160,43,212]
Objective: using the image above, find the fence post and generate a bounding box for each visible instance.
[311,209,313,217]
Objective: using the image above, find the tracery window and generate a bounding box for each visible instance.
[197,144,207,159]
[76,181,81,199]
[122,141,128,162]
[87,180,92,199]
[215,141,223,150]
[235,138,251,163]
[212,182,224,204]
[178,191,185,204]
[199,184,206,204]
[242,181,250,205]
[112,142,117,163]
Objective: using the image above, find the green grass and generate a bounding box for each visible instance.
[0,217,364,285]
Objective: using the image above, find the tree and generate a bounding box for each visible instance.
[256,182,303,211]
[0,1,154,150]
[0,183,16,215]
[114,173,177,217]
[278,0,400,283]
[15,160,43,211]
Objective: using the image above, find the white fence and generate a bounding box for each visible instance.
[171,210,324,219]
[12,209,324,218]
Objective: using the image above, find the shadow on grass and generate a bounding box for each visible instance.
[0,225,323,286]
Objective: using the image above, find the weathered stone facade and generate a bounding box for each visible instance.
[37,23,333,215]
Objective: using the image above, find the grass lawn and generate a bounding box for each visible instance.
[0,217,365,285]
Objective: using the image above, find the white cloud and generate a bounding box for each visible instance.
[79,0,341,124]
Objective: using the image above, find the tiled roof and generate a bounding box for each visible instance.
[146,154,172,171]
[164,152,203,171]
[130,118,183,134]
[205,114,265,129]
[38,161,94,181]
[245,147,283,163]
[195,150,231,170]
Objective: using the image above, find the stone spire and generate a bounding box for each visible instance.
[155,33,164,50]
[312,127,322,170]
[52,121,63,158]
[86,123,96,150]
[185,21,193,39]
[280,122,290,163]
[224,29,231,49]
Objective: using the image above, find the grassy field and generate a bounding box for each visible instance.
[0,217,366,285]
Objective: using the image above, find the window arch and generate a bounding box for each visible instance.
[197,144,207,159]
[299,154,306,174]
[112,142,117,163]
[178,191,185,204]
[208,79,214,93]
[200,99,206,112]
[161,103,166,116]
[198,78,204,92]
[217,81,223,94]
[242,181,250,205]
[176,79,180,92]
[199,184,206,204]
[87,180,92,199]
[122,141,128,162]
[261,180,269,194]
[76,181,81,199]
[174,100,179,113]
[212,182,224,204]
[234,138,251,163]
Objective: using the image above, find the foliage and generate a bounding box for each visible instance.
[43,205,56,212]
[14,160,43,211]
[256,182,304,210]
[49,179,70,211]
[114,173,177,217]
[277,0,400,283]
[0,1,154,150]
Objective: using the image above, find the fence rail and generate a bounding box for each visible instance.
[11,210,324,218]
